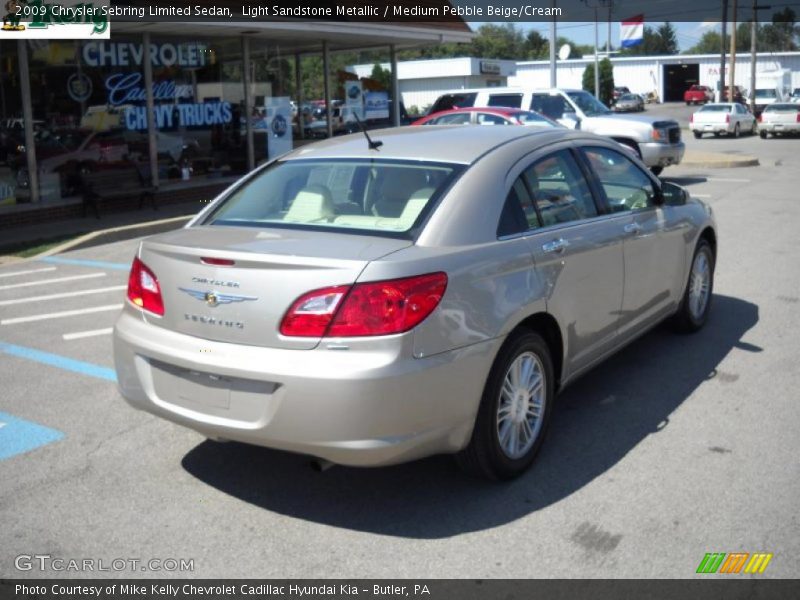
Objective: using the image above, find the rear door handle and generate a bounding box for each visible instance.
[624,222,642,234]
[542,238,569,254]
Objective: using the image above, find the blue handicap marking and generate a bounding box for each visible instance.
[0,411,64,461]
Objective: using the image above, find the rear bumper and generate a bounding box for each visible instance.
[640,141,685,168]
[692,124,733,135]
[760,122,800,133]
[113,309,497,467]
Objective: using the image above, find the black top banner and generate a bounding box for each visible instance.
[20,0,800,24]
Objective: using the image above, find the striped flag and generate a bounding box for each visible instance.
[620,15,644,48]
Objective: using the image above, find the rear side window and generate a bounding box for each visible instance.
[487,94,523,108]
[206,159,462,237]
[497,177,541,237]
[477,112,510,125]
[583,147,656,212]
[429,93,477,113]
[522,150,598,226]
[429,112,471,125]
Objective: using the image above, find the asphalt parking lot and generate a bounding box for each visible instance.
[1,127,799,579]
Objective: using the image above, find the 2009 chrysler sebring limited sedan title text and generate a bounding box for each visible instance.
[114,126,716,480]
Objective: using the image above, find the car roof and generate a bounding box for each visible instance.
[431,107,523,116]
[283,126,581,164]
[434,86,583,96]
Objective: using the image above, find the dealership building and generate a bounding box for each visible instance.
[352,51,800,112]
[510,51,800,102]
[0,18,471,227]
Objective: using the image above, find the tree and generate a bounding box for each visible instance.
[369,63,392,91]
[582,58,615,105]
[685,30,727,54]
[470,24,528,60]
[656,23,679,55]
[526,30,549,60]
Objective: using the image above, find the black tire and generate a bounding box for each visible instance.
[456,330,554,480]
[760,130,768,139]
[693,131,702,139]
[672,239,715,333]
[733,123,740,138]
[650,166,664,176]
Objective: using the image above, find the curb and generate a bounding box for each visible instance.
[39,215,193,256]
[0,214,193,261]
[680,152,760,169]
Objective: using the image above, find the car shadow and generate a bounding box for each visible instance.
[662,175,708,186]
[182,294,759,539]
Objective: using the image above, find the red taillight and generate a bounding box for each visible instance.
[280,273,447,338]
[127,257,164,316]
[725,113,730,124]
[201,257,235,266]
[757,114,762,122]
[689,113,693,124]
[796,112,800,123]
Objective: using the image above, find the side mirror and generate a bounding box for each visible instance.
[560,111,581,129]
[660,181,689,206]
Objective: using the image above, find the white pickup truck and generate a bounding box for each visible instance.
[428,87,685,175]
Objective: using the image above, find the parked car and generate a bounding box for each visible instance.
[612,86,631,103]
[690,103,757,138]
[612,93,645,113]
[758,103,800,138]
[113,126,716,480]
[684,85,714,105]
[412,107,560,128]
[429,86,684,175]
[14,128,198,196]
[720,86,748,105]
[791,88,800,103]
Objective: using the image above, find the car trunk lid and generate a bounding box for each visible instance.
[137,226,412,349]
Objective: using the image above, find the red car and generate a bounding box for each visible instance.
[684,85,714,105]
[412,107,559,128]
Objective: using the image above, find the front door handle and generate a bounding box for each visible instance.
[542,238,569,254]
[624,222,642,235]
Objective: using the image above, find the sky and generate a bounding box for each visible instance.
[515,21,722,52]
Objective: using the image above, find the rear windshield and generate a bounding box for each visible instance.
[756,89,777,98]
[205,159,463,237]
[513,111,559,127]
[429,93,477,114]
[699,105,731,112]
[764,104,799,112]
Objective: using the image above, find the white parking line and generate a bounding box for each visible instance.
[1,304,122,325]
[63,328,114,341]
[692,194,712,198]
[706,178,751,183]
[0,267,57,279]
[0,285,127,307]
[0,272,106,291]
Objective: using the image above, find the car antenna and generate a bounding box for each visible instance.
[352,113,382,150]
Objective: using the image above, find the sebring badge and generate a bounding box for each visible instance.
[179,287,258,307]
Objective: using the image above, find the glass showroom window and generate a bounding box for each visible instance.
[17,35,249,204]
[0,41,23,208]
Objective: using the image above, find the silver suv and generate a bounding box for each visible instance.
[429,87,685,175]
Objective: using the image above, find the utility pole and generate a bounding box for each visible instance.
[729,1,738,102]
[720,0,728,102]
[582,0,611,100]
[750,2,771,113]
[549,1,557,87]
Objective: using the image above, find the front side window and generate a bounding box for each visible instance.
[206,159,462,237]
[583,147,656,212]
[522,150,598,227]
[530,94,570,120]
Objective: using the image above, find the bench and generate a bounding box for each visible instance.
[80,166,157,218]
